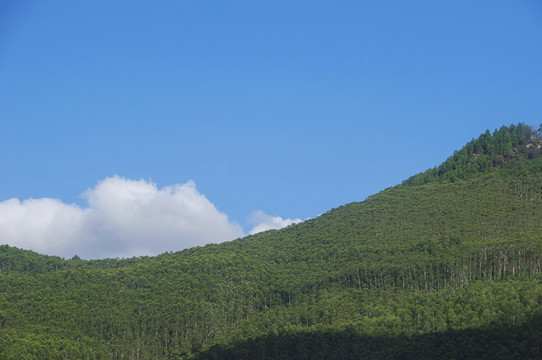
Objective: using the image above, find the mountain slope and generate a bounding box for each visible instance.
[404,123,542,186]
[1,124,542,359]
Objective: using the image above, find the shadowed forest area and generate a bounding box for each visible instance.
[196,314,542,360]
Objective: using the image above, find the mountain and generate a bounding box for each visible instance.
[1,124,542,359]
[403,123,542,186]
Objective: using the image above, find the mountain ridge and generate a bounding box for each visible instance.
[403,123,542,186]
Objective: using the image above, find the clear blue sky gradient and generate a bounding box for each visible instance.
[1,1,542,230]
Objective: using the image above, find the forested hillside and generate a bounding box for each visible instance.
[404,123,542,186]
[1,124,542,359]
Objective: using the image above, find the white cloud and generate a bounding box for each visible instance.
[248,210,303,235]
[0,198,87,256]
[0,176,244,259]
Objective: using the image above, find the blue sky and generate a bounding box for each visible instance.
[1,1,541,258]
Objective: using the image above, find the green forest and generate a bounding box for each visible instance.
[1,124,542,359]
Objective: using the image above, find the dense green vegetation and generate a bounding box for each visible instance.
[198,311,542,360]
[1,124,542,359]
[403,123,542,186]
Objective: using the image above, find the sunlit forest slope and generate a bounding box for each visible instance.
[1,124,542,359]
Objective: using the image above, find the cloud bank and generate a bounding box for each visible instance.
[0,176,252,259]
[248,210,303,235]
